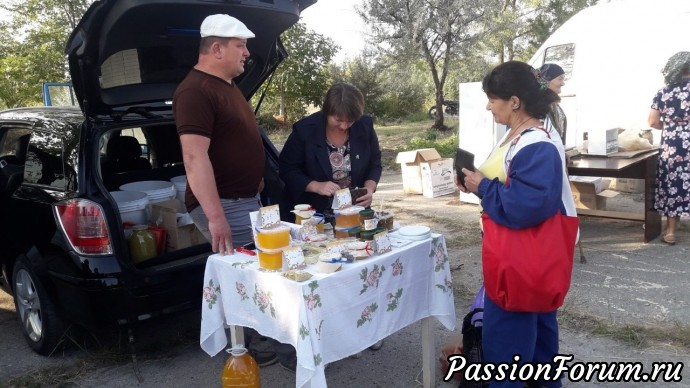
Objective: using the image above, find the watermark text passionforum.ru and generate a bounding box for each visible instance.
[444,354,684,383]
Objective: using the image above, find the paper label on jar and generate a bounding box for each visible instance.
[363,219,378,231]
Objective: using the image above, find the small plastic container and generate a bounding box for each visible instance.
[221,344,260,388]
[257,247,284,271]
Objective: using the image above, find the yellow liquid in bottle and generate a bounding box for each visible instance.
[221,346,260,388]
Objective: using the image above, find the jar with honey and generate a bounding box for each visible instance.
[335,205,365,229]
[129,225,156,263]
[359,209,377,231]
[221,344,260,388]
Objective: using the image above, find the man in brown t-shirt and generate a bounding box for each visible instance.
[174,14,264,256]
[174,14,297,370]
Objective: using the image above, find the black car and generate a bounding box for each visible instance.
[0,0,313,355]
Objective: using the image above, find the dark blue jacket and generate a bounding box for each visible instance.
[279,111,382,216]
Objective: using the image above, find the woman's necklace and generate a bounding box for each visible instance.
[500,116,537,147]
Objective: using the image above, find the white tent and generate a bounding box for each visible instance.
[528,0,690,147]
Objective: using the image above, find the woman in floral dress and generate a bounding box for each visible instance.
[648,51,690,245]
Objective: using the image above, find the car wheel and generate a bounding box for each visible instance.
[12,255,65,355]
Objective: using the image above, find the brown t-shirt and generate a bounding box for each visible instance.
[173,69,265,211]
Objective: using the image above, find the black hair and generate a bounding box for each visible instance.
[482,61,560,119]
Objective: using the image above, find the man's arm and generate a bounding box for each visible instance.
[180,133,233,255]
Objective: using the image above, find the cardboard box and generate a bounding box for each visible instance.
[610,178,644,193]
[420,158,455,198]
[395,148,443,194]
[569,176,604,193]
[569,181,619,210]
[149,199,206,252]
[587,128,619,155]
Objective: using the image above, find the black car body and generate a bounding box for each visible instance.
[0,0,314,355]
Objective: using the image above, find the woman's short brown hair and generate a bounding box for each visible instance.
[322,83,365,122]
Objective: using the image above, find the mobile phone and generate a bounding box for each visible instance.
[350,187,368,203]
[454,148,476,187]
[242,241,256,250]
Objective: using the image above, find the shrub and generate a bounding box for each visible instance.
[407,133,458,158]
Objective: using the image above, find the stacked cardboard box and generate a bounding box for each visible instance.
[149,199,206,252]
[569,176,618,210]
[395,148,455,198]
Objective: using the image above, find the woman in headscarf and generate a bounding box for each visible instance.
[539,63,567,145]
[648,51,690,245]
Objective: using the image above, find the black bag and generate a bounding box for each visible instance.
[458,307,487,388]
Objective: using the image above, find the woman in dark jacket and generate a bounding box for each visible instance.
[279,83,382,218]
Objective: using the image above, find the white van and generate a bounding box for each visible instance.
[527,0,690,148]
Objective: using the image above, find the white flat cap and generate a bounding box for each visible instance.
[200,14,255,39]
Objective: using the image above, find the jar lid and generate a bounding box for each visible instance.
[336,205,365,215]
[257,224,290,234]
[360,230,377,239]
[359,209,375,216]
[132,224,149,231]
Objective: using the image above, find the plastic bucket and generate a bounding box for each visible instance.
[120,180,176,204]
[170,175,187,208]
[110,190,149,225]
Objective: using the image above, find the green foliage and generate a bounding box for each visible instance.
[256,113,288,133]
[328,54,429,121]
[0,0,91,109]
[359,0,502,130]
[407,133,458,159]
[252,22,339,126]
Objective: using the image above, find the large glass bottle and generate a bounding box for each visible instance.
[221,344,260,388]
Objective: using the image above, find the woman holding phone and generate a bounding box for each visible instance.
[279,83,382,217]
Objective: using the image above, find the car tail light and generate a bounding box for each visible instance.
[54,199,113,255]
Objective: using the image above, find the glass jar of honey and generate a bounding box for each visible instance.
[255,225,290,250]
[335,206,364,229]
[293,204,315,225]
[129,225,156,263]
[359,209,376,231]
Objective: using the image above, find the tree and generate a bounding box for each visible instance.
[256,22,339,126]
[0,0,92,108]
[359,0,501,130]
[482,0,596,63]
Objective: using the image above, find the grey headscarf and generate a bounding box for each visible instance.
[662,51,690,85]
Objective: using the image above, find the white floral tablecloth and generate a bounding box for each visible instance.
[200,234,456,388]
